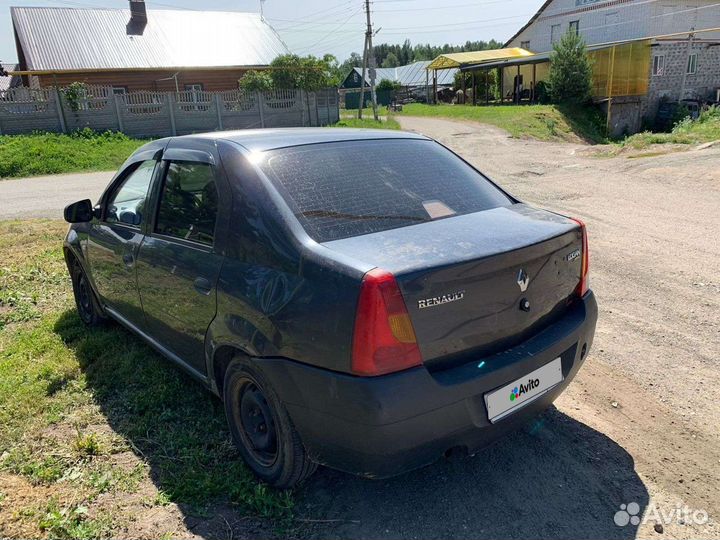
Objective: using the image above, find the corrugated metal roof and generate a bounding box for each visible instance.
[0,63,20,92]
[11,6,289,71]
[427,48,535,70]
[352,61,458,87]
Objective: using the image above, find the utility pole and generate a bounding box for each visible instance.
[678,28,695,103]
[358,0,379,121]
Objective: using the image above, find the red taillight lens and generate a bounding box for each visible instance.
[570,217,589,297]
[351,268,422,376]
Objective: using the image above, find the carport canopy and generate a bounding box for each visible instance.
[427,47,536,71]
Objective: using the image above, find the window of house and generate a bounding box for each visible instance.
[551,24,562,44]
[520,40,531,50]
[155,161,218,246]
[569,20,580,35]
[605,12,620,26]
[687,53,698,75]
[653,55,665,76]
[112,87,128,95]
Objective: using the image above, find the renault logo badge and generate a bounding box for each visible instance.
[517,269,530,292]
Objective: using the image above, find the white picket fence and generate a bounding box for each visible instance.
[0,86,340,136]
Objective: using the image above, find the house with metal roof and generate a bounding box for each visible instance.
[10,0,289,92]
[339,60,458,108]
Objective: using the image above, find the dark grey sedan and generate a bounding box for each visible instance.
[63,128,597,487]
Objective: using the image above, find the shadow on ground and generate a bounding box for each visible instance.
[54,309,648,540]
[296,406,648,540]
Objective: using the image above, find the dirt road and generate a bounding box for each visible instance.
[0,171,112,220]
[294,117,720,540]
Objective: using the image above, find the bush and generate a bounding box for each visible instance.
[269,54,339,90]
[239,70,273,92]
[548,31,593,105]
[377,78,400,91]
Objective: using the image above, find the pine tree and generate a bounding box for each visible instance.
[548,31,593,105]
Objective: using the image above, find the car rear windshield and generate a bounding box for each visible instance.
[258,139,513,242]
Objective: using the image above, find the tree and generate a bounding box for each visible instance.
[547,31,593,105]
[377,78,400,91]
[268,54,339,90]
[381,52,400,68]
[239,70,273,92]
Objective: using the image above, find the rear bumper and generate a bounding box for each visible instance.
[259,291,598,478]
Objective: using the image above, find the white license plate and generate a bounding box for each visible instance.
[484,358,563,423]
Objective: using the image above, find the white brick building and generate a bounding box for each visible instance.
[506,0,720,54]
[499,0,720,134]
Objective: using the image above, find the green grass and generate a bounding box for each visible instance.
[0,129,146,179]
[396,103,608,143]
[618,106,720,150]
[0,221,293,538]
[333,116,401,130]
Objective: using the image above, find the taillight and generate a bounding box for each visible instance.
[351,268,422,376]
[570,217,589,297]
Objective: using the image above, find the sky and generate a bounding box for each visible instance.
[0,0,546,65]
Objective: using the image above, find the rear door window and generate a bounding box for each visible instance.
[155,161,219,246]
[257,139,512,242]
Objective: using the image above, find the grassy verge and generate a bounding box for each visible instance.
[396,103,607,143]
[0,221,292,539]
[0,130,146,179]
[333,116,401,130]
[617,107,720,150]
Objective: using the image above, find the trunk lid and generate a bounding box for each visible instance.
[323,204,583,370]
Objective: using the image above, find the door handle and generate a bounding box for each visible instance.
[193,277,213,296]
[122,253,134,266]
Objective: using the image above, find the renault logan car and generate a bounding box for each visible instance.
[63,129,597,488]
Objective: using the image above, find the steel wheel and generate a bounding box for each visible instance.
[237,381,279,467]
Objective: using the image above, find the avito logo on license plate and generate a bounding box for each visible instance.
[484,358,563,423]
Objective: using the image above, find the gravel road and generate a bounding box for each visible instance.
[0,170,113,220]
[295,118,720,540]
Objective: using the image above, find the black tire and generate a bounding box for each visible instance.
[70,259,105,327]
[223,356,317,488]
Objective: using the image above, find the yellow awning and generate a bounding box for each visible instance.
[427,48,536,70]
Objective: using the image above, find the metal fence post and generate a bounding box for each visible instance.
[258,91,265,128]
[167,93,177,136]
[53,87,68,134]
[113,94,124,133]
[215,94,223,130]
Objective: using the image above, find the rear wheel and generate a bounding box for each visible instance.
[223,357,317,488]
[70,260,105,326]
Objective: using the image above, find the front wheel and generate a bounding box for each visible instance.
[223,357,317,488]
[70,260,105,326]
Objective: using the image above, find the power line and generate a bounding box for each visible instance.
[292,7,365,52]
[374,0,510,12]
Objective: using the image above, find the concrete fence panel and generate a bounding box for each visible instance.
[0,86,340,137]
[0,87,63,135]
[62,85,119,133]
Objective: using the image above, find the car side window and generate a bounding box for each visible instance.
[106,160,157,226]
[155,161,219,246]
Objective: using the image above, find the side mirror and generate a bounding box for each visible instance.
[64,199,94,223]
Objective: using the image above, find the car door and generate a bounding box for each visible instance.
[87,159,159,328]
[135,147,226,375]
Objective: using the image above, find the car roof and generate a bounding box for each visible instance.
[186,127,430,152]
